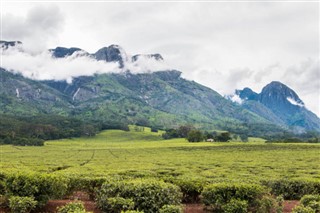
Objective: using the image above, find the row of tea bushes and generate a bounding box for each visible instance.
[1,172,320,213]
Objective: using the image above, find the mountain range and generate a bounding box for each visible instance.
[1,40,319,138]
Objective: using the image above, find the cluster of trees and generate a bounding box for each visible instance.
[0,114,98,146]
[162,125,232,142]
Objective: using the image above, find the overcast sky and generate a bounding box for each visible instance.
[1,1,319,116]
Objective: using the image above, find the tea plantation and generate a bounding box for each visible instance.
[1,128,319,212]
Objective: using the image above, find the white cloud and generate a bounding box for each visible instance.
[1,45,170,83]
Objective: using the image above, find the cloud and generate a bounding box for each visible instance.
[2,4,65,52]
[1,45,170,83]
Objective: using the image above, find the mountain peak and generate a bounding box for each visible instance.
[49,46,83,58]
[94,44,127,68]
[0,40,22,49]
[260,81,304,106]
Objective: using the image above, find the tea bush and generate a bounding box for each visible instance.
[262,179,320,199]
[169,178,204,203]
[222,199,248,213]
[159,205,182,213]
[57,201,87,213]
[99,197,134,213]
[8,196,37,213]
[4,173,68,206]
[201,183,266,211]
[97,179,182,213]
[292,194,320,213]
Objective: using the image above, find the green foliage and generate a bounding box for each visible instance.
[4,173,68,207]
[300,195,320,208]
[159,205,182,213]
[97,179,182,213]
[292,205,316,213]
[214,132,232,142]
[99,197,134,213]
[169,178,204,203]
[57,201,87,213]
[222,199,248,213]
[262,179,320,199]
[8,196,37,213]
[121,210,144,213]
[0,114,98,146]
[201,183,266,211]
[293,194,320,213]
[187,130,204,142]
[67,176,107,199]
[256,195,284,213]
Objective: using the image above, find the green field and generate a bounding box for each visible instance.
[1,128,319,183]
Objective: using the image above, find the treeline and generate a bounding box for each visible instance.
[0,114,98,146]
[162,124,320,143]
[162,125,232,142]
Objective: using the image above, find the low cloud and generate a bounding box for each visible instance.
[1,45,170,83]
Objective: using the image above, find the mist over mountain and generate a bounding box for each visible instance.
[1,40,319,137]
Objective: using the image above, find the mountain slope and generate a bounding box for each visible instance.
[236,81,320,132]
[1,40,319,136]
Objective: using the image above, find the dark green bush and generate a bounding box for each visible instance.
[121,210,144,213]
[159,205,182,213]
[222,199,248,213]
[57,201,87,213]
[99,197,134,213]
[4,173,68,207]
[201,183,266,211]
[262,179,320,200]
[97,179,182,213]
[8,196,37,213]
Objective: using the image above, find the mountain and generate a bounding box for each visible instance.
[1,40,319,138]
[236,81,320,132]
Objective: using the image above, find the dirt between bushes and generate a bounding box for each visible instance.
[0,191,300,213]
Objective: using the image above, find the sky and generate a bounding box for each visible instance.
[1,1,319,116]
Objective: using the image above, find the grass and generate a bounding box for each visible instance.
[1,129,319,183]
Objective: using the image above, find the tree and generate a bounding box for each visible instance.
[187,130,204,142]
[178,125,194,138]
[215,132,231,142]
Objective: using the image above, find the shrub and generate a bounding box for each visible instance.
[171,178,204,203]
[0,195,8,208]
[99,197,134,213]
[262,179,320,200]
[57,201,87,213]
[293,194,320,213]
[201,183,266,211]
[97,179,182,213]
[300,194,320,207]
[4,173,68,207]
[256,195,283,213]
[121,211,144,213]
[292,205,316,213]
[159,205,182,213]
[222,199,248,213]
[67,176,107,199]
[8,196,37,213]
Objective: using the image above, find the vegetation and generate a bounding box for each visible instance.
[57,201,88,213]
[96,179,181,213]
[0,128,320,211]
[8,196,37,213]
[292,194,320,213]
